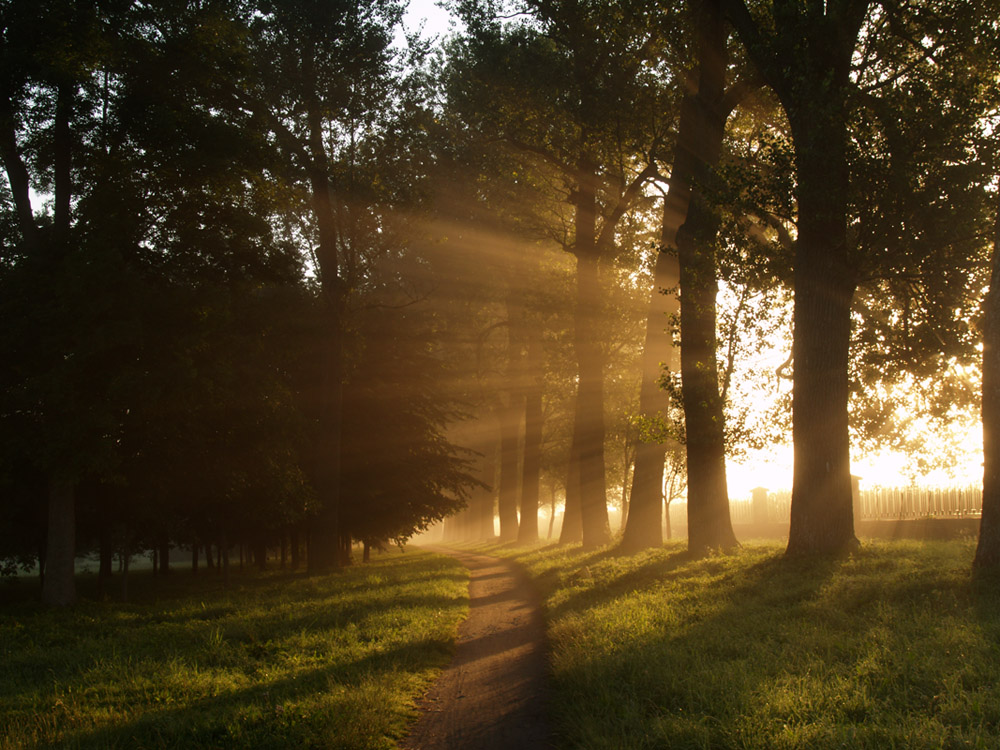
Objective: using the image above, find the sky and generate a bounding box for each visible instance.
[400,0,458,44]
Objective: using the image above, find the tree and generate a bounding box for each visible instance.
[0,0,142,604]
[623,0,757,553]
[976,185,1000,568]
[723,0,1000,555]
[721,0,870,555]
[339,300,480,550]
[202,0,406,570]
[449,0,669,548]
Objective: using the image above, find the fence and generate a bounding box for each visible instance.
[725,484,983,525]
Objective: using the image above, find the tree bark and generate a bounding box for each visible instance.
[784,107,859,556]
[975,183,1000,568]
[120,551,130,603]
[98,522,113,596]
[573,171,612,549]
[621,192,685,551]
[38,86,78,607]
[724,0,866,556]
[560,434,584,543]
[497,405,521,542]
[678,0,738,555]
[221,528,230,588]
[290,528,300,569]
[158,532,170,575]
[305,50,344,573]
[42,480,76,606]
[518,334,544,543]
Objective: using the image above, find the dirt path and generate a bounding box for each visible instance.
[402,547,552,750]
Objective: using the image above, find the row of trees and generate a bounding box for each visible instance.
[0,0,489,604]
[439,0,999,560]
[3,0,1000,605]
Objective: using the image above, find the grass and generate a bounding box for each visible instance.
[486,538,1000,750]
[0,548,467,749]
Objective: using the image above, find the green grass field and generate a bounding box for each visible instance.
[0,549,467,750]
[490,538,1000,750]
[7,539,1000,749]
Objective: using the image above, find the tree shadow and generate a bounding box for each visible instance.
[43,639,447,749]
[547,542,1000,748]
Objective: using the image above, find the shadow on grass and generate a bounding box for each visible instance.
[544,541,1000,749]
[43,638,446,750]
[1,550,469,750]
[545,550,851,747]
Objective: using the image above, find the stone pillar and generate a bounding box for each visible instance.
[752,487,769,525]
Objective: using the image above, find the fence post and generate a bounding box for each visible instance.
[752,487,769,525]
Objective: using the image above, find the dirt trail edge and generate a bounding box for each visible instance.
[402,547,553,750]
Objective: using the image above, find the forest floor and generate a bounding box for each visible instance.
[402,547,552,750]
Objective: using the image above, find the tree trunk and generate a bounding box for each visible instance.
[307,68,344,572]
[785,108,858,556]
[679,190,738,554]
[121,550,130,603]
[221,529,230,588]
[621,174,686,552]
[158,533,170,575]
[678,1,738,555]
[363,541,371,563]
[723,0,865,557]
[255,540,267,571]
[560,431,584,543]
[573,172,612,549]
[497,406,520,541]
[191,538,200,575]
[42,480,76,606]
[548,484,557,539]
[340,531,353,566]
[98,523,113,597]
[975,184,1000,568]
[38,538,46,589]
[518,335,544,544]
[290,528,300,570]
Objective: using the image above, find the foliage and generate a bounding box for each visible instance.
[340,300,482,546]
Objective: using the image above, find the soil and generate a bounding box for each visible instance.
[402,547,553,750]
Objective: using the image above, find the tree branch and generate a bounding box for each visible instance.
[596,160,658,251]
[0,97,36,247]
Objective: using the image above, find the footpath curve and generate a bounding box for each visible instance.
[402,547,552,750]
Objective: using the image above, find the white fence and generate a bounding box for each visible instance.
[724,485,983,524]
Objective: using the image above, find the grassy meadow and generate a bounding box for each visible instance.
[488,538,1000,750]
[0,549,467,749]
